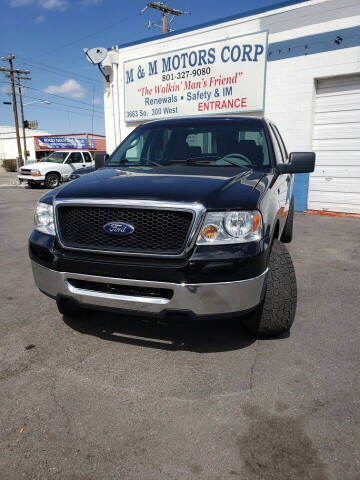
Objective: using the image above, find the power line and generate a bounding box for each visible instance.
[2,94,103,118]
[37,13,134,57]
[23,102,104,119]
[18,93,102,114]
[0,81,102,113]
[13,54,102,87]
[22,85,103,111]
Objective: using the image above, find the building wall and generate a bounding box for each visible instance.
[103,0,360,210]
[265,42,360,209]
[0,127,50,162]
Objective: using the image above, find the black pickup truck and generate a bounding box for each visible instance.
[29,116,315,337]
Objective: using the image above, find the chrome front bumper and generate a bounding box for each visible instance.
[18,175,45,182]
[31,261,268,317]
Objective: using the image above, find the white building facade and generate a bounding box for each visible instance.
[0,126,50,163]
[102,0,360,213]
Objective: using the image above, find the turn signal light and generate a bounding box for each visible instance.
[202,225,218,240]
[252,212,261,232]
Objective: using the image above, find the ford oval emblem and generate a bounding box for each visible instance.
[103,221,135,236]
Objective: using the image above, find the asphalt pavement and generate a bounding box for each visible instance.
[0,172,22,187]
[0,186,359,479]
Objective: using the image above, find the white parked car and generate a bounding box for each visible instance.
[18,150,94,189]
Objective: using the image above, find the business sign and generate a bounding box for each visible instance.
[37,136,96,149]
[124,30,268,122]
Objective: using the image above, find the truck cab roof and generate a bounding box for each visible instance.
[143,115,266,127]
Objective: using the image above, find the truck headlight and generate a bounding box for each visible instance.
[197,211,262,245]
[31,169,42,176]
[34,201,55,235]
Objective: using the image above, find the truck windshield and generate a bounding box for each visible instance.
[108,122,270,168]
[40,152,68,163]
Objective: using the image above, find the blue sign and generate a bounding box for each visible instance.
[103,222,135,236]
[38,136,95,149]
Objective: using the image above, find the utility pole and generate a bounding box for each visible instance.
[0,55,23,159]
[15,72,31,162]
[1,55,31,162]
[162,9,168,34]
[141,2,189,34]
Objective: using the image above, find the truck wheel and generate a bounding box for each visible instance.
[281,196,294,243]
[45,173,60,189]
[56,298,83,317]
[242,239,297,337]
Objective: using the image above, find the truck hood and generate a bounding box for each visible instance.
[53,166,271,210]
[22,162,58,171]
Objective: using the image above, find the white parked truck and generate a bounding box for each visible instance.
[18,150,94,188]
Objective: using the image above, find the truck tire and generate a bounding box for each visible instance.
[45,172,60,189]
[242,239,297,337]
[56,298,83,317]
[281,196,294,243]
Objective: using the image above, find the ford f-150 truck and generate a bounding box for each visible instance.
[18,150,94,188]
[29,116,315,337]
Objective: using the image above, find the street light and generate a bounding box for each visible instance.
[23,99,51,106]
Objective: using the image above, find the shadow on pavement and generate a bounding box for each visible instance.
[62,310,256,353]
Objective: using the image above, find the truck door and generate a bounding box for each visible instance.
[66,152,85,173]
[268,124,290,225]
[83,151,93,166]
[272,124,292,214]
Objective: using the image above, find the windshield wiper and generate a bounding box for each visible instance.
[146,160,162,166]
[169,155,221,164]
[109,159,162,167]
[215,157,249,167]
[169,156,247,167]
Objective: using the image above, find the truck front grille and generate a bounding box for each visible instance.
[21,169,31,175]
[68,278,174,300]
[56,205,194,255]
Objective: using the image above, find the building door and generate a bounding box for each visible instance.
[309,74,360,213]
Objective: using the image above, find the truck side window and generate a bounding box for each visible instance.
[83,152,92,163]
[125,137,145,163]
[67,152,83,164]
[272,125,288,162]
[269,125,284,164]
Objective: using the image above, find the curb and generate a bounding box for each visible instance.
[305,210,360,219]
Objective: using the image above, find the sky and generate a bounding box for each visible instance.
[0,0,280,135]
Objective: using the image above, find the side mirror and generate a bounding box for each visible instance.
[277,152,315,174]
[95,153,109,170]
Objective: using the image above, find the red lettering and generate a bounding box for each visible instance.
[198,98,248,111]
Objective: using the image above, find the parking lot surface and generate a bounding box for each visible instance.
[0,186,359,479]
